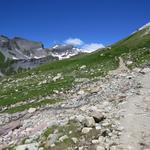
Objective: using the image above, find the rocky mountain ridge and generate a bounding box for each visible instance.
[0,36,82,72]
[0,35,81,60]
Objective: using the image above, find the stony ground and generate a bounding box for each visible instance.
[117,71,150,150]
[0,63,150,150]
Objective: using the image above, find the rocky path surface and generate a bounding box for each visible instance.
[118,72,150,150]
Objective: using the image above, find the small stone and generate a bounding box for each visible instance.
[53,90,59,94]
[59,135,69,142]
[96,146,105,150]
[92,139,100,144]
[140,68,150,74]
[82,116,95,127]
[26,128,32,132]
[16,143,38,150]
[102,122,110,127]
[25,138,33,144]
[78,90,85,95]
[90,111,105,123]
[81,127,92,134]
[78,146,84,150]
[126,61,133,65]
[50,144,55,147]
[117,126,124,131]
[71,137,78,144]
[75,115,85,123]
[28,108,36,113]
[133,67,141,72]
[53,73,62,81]
[98,136,105,143]
[95,124,102,130]
[80,65,86,69]
[46,134,59,147]
[80,106,87,112]
[90,87,99,93]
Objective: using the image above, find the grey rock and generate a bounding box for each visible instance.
[81,127,92,134]
[92,139,100,144]
[90,110,105,123]
[82,116,95,127]
[78,146,84,150]
[0,120,22,136]
[28,108,36,113]
[46,134,59,146]
[53,73,62,81]
[59,135,69,142]
[140,68,150,74]
[126,61,133,65]
[80,65,86,70]
[71,137,78,144]
[16,143,39,150]
[75,115,85,123]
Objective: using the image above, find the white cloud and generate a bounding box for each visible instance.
[81,43,104,52]
[64,38,104,53]
[64,38,84,46]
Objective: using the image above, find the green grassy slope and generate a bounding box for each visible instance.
[0,51,5,67]
[110,29,150,67]
[0,28,150,112]
[0,51,15,74]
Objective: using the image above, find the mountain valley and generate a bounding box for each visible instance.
[0,23,150,150]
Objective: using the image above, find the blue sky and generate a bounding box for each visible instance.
[0,0,150,49]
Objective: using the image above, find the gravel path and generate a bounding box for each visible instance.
[118,72,150,150]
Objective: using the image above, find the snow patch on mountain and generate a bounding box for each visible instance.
[138,22,150,31]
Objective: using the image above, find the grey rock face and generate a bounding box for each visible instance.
[0,35,81,73]
[0,35,46,60]
[49,44,81,60]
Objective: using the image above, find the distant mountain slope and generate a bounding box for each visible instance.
[0,36,82,74]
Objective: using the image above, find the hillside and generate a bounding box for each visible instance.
[0,24,150,150]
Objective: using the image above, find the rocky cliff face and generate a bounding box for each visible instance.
[0,36,45,60]
[50,44,80,60]
[0,35,81,72]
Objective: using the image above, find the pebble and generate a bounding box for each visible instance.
[59,135,69,142]
[28,108,36,113]
[81,127,92,134]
